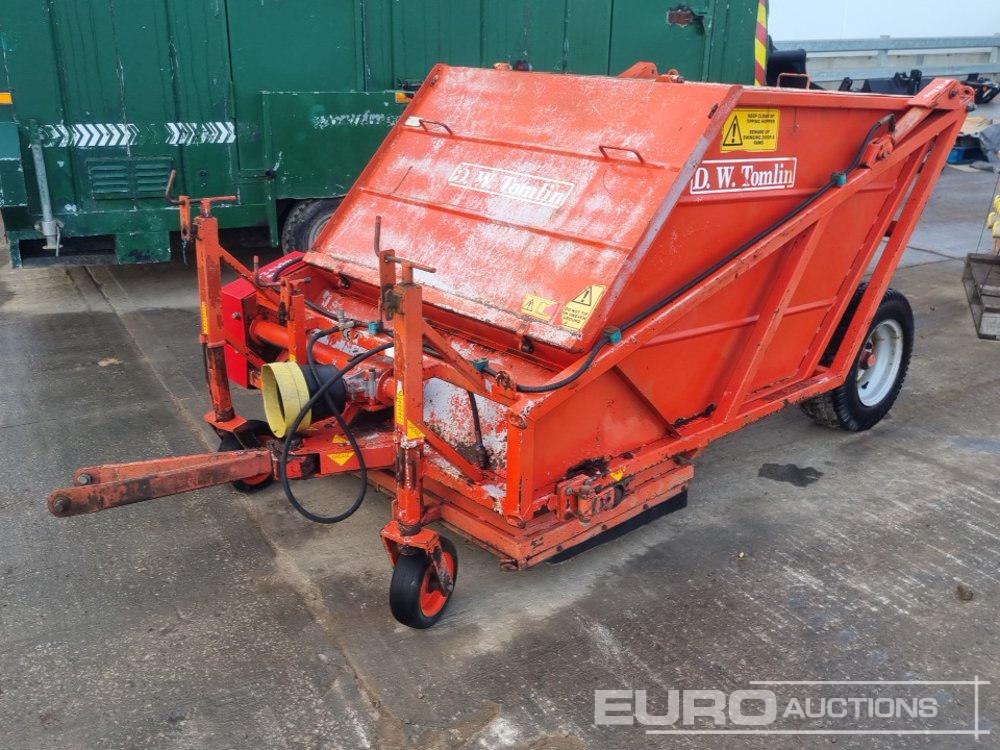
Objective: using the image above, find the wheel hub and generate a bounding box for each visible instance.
[855,319,904,407]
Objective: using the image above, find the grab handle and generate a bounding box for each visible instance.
[418,119,453,135]
[599,144,644,164]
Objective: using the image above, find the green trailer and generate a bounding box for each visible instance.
[0,0,763,267]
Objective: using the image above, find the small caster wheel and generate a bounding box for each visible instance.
[389,537,458,629]
[218,419,274,493]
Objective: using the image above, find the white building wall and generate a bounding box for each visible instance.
[769,0,1000,41]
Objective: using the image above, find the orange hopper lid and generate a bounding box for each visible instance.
[307,64,740,351]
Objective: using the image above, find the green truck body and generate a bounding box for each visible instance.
[0,0,760,267]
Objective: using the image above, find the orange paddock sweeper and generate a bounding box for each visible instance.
[49,65,974,627]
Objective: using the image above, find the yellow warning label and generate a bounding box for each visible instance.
[0,92,12,105]
[395,389,405,425]
[559,285,606,331]
[200,302,209,335]
[328,450,355,466]
[721,108,780,153]
[520,293,558,322]
[331,434,349,444]
[610,468,625,482]
[395,387,425,438]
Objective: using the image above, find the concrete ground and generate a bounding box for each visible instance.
[1,165,999,750]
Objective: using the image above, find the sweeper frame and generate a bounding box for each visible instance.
[49,65,974,627]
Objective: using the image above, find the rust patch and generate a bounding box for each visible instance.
[667,6,702,26]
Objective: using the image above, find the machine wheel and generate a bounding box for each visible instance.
[389,537,458,629]
[801,288,913,432]
[218,420,275,493]
[280,198,342,254]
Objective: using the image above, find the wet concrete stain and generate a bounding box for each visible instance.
[951,436,1000,454]
[757,462,824,487]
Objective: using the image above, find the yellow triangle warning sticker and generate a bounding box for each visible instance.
[520,293,557,322]
[723,118,744,148]
[721,109,779,152]
[560,284,606,331]
[328,450,355,466]
[406,420,425,440]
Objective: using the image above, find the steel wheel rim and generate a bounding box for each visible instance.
[306,215,331,249]
[241,470,271,487]
[418,552,454,617]
[855,319,904,407]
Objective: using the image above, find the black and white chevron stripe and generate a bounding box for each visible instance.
[40,121,236,148]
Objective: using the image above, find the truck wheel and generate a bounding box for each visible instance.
[218,420,275,493]
[389,537,458,629]
[280,198,342,254]
[801,288,913,432]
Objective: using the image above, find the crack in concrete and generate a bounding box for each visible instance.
[905,243,961,260]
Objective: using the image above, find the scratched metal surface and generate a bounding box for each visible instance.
[309,65,740,352]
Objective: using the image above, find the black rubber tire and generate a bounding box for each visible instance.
[218,419,275,493]
[280,198,342,255]
[801,287,913,432]
[389,537,458,629]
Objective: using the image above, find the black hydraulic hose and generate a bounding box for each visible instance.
[495,114,896,395]
[467,391,489,468]
[280,341,393,524]
[305,298,334,317]
[485,338,607,394]
[305,325,368,518]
